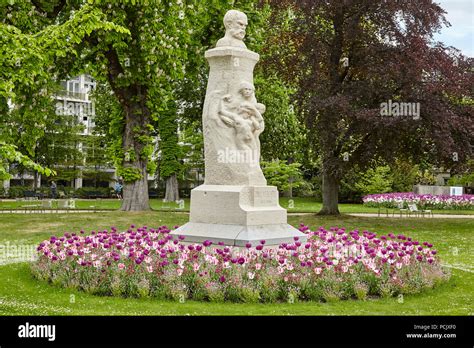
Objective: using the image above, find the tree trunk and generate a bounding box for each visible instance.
[318,166,340,215]
[282,184,293,198]
[104,43,151,211]
[118,100,151,211]
[33,172,39,190]
[164,173,179,202]
[121,168,150,211]
[283,157,295,198]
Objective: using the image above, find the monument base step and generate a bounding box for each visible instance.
[170,222,307,247]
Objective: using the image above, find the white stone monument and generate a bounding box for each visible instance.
[171,10,307,246]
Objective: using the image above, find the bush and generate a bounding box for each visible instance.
[58,185,76,197]
[31,224,450,303]
[6,185,29,198]
[261,160,306,195]
[74,186,112,198]
[355,166,393,196]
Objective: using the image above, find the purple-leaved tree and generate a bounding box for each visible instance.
[265,0,473,214]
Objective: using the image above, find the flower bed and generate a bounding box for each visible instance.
[31,224,449,303]
[363,192,474,210]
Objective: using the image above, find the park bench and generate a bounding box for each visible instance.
[24,191,39,200]
[20,202,41,213]
[407,203,433,218]
[377,206,390,217]
[84,191,108,199]
[41,200,54,213]
[392,201,409,217]
[57,199,76,212]
[148,191,160,199]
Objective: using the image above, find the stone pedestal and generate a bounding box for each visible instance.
[172,185,306,246]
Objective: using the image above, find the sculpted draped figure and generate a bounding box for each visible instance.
[203,9,267,185]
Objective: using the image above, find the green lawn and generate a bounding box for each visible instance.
[0,211,472,315]
[1,197,473,214]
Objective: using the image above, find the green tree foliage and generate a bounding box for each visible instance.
[1,2,128,181]
[447,160,474,187]
[0,142,53,180]
[254,75,306,162]
[261,160,305,194]
[354,165,392,196]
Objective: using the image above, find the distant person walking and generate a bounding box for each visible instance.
[50,181,57,199]
[114,181,123,199]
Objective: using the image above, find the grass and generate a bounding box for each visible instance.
[0,211,472,315]
[1,197,473,214]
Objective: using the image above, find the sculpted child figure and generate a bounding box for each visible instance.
[218,94,255,151]
[217,82,265,153]
[237,82,265,134]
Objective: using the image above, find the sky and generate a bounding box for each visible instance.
[433,0,473,57]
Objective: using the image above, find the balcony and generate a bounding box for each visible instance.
[56,90,88,101]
